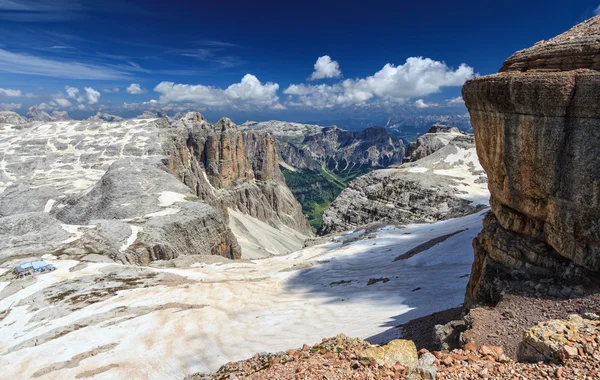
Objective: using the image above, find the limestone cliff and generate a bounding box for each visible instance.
[463,16,600,306]
[166,113,311,237]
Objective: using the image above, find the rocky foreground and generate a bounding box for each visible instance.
[191,311,600,379]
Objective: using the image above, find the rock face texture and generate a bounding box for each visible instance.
[0,113,309,264]
[463,16,600,306]
[240,121,405,173]
[404,124,466,162]
[166,113,311,237]
[0,111,27,125]
[319,134,488,235]
[26,107,71,122]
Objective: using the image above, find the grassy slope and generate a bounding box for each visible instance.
[282,166,370,231]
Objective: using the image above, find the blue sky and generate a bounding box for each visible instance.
[0,0,599,122]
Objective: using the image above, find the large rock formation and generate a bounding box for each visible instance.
[404,124,467,162]
[0,113,310,264]
[240,121,405,173]
[319,134,488,235]
[463,16,600,306]
[0,111,27,125]
[26,107,71,122]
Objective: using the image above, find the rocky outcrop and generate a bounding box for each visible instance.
[463,16,600,307]
[165,113,311,237]
[26,107,71,122]
[0,111,26,125]
[88,112,124,122]
[319,135,488,235]
[405,124,466,162]
[0,113,310,264]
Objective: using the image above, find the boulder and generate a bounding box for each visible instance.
[360,339,419,368]
[517,315,589,363]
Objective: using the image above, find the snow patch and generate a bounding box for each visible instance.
[157,191,187,207]
[120,225,142,252]
[44,199,56,213]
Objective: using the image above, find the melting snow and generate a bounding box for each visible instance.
[157,191,187,207]
[0,211,486,379]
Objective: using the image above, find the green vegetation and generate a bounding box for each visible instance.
[281,166,370,231]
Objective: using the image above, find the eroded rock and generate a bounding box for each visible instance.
[463,16,600,306]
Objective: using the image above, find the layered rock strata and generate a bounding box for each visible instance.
[463,16,600,306]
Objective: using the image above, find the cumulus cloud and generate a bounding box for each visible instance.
[65,85,81,100]
[154,74,283,110]
[84,87,100,104]
[50,85,101,108]
[285,57,475,109]
[309,55,342,80]
[414,99,430,108]
[446,96,465,106]
[126,83,147,94]
[0,103,21,111]
[53,98,73,107]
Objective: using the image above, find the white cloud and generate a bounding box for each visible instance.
[0,87,36,97]
[0,88,23,97]
[84,87,101,104]
[103,88,120,93]
[53,98,72,107]
[446,96,465,106]
[126,83,147,94]
[0,48,128,80]
[0,103,21,111]
[595,5,600,15]
[309,55,342,80]
[50,86,100,108]
[64,85,79,99]
[154,74,283,110]
[285,57,475,109]
[414,99,430,108]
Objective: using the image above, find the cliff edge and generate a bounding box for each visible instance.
[463,16,600,306]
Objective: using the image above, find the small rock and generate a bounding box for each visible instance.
[561,344,578,359]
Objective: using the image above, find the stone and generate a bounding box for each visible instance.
[517,317,586,363]
[418,352,436,367]
[359,339,418,368]
[463,15,600,307]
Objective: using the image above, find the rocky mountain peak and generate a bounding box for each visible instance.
[89,112,123,122]
[215,117,236,132]
[181,111,205,122]
[404,124,466,162]
[426,124,463,134]
[26,107,71,122]
[0,111,27,125]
